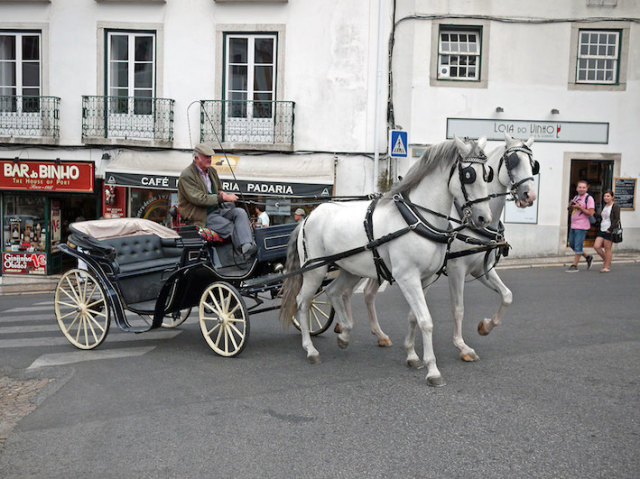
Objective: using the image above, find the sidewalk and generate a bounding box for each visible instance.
[1,250,639,296]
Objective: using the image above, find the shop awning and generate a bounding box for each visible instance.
[103,151,335,197]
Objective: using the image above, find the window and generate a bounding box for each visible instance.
[438,27,481,81]
[107,31,155,115]
[576,29,620,84]
[225,33,276,119]
[0,32,41,112]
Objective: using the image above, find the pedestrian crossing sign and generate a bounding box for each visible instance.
[389,130,408,158]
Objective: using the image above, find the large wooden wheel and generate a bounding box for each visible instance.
[199,282,249,357]
[54,268,110,349]
[292,289,335,336]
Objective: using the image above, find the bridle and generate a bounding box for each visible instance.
[498,145,539,200]
[448,151,494,220]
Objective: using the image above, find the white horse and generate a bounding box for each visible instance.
[357,133,538,362]
[280,137,493,386]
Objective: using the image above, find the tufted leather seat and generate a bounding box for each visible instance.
[102,234,182,274]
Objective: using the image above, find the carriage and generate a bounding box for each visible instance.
[53,217,334,357]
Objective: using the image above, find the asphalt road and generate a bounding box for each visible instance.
[0,264,639,478]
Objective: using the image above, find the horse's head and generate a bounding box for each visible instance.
[451,137,493,228]
[500,133,538,207]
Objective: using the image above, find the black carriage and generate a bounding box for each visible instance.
[54,218,334,357]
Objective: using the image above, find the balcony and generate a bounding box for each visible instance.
[0,95,60,144]
[199,100,294,151]
[82,95,174,147]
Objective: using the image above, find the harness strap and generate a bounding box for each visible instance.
[364,197,395,285]
[394,193,455,243]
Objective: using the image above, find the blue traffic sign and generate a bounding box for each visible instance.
[389,130,408,158]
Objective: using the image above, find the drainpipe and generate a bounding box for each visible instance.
[372,0,386,193]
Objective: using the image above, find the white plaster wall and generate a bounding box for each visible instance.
[392,0,640,255]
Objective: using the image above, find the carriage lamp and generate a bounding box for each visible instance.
[495,106,504,113]
[551,108,560,115]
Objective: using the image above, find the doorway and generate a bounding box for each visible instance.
[568,159,614,247]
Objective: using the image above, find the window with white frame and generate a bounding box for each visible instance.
[225,33,276,119]
[106,31,155,114]
[437,27,481,81]
[0,32,41,112]
[576,29,620,84]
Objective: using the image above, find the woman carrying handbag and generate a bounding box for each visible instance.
[593,189,620,273]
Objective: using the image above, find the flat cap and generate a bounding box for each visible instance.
[294,208,306,216]
[194,142,215,156]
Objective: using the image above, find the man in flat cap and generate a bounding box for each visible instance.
[178,142,256,256]
[294,208,306,222]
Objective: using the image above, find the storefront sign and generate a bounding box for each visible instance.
[446,118,609,144]
[105,172,178,190]
[221,180,333,197]
[2,252,47,275]
[0,159,94,192]
[106,170,333,197]
[614,177,636,211]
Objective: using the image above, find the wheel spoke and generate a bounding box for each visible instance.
[59,309,79,319]
[66,311,81,330]
[224,325,229,352]
[311,303,330,320]
[58,300,79,309]
[64,277,81,304]
[227,303,241,316]
[85,313,100,343]
[203,301,218,314]
[86,313,106,333]
[206,322,221,337]
[208,291,223,314]
[227,326,239,351]
[213,322,224,347]
[75,315,84,342]
[228,322,244,338]
[86,308,107,318]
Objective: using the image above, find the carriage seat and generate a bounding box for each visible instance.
[102,234,182,274]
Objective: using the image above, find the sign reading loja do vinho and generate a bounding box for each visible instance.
[1,159,94,193]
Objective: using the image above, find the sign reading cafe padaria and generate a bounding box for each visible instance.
[1,159,94,192]
[105,171,333,197]
[446,118,609,144]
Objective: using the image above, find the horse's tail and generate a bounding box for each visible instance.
[279,222,303,328]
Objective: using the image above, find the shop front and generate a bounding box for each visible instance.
[103,152,335,226]
[1,159,96,276]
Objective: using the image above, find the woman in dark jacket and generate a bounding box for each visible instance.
[593,189,620,273]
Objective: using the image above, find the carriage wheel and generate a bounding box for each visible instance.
[54,268,110,350]
[162,308,192,328]
[292,289,335,336]
[199,282,249,357]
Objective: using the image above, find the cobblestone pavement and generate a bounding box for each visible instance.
[0,376,52,448]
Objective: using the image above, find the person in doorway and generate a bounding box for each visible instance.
[253,203,270,228]
[178,142,256,256]
[566,180,595,272]
[294,208,306,222]
[593,189,620,273]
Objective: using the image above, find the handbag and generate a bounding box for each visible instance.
[586,194,597,226]
[611,225,623,243]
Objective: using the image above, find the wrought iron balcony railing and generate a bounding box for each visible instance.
[200,100,294,148]
[0,95,60,140]
[82,95,174,143]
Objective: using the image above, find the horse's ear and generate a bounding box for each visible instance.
[477,136,487,150]
[503,132,514,143]
[525,136,534,148]
[454,136,471,155]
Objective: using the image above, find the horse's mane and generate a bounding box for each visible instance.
[388,139,460,196]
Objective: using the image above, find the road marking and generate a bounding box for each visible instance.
[5,305,54,313]
[0,330,181,348]
[1,313,55,322]
[0,324,61,333]
[27,346,156,369]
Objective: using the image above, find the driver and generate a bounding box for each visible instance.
[178,142,257,256]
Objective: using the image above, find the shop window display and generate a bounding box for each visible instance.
[3,195,46,253]
[130,188,172,226]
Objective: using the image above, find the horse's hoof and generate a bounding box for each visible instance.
[460,351,480,362]
[426,375,446,387]
[307,354,321,364]
[334,324,342,334]
[378,337,392,347]
[477,320,490,336]
[407,358,423,369]
[337,337,349,350]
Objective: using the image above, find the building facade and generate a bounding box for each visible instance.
[0,0,638,277]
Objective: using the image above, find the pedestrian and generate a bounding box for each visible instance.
[177,142,256,256]
[253,203,270,228]
[593,189,620,273]
[294,208,306,222]
[566,180,595,272]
